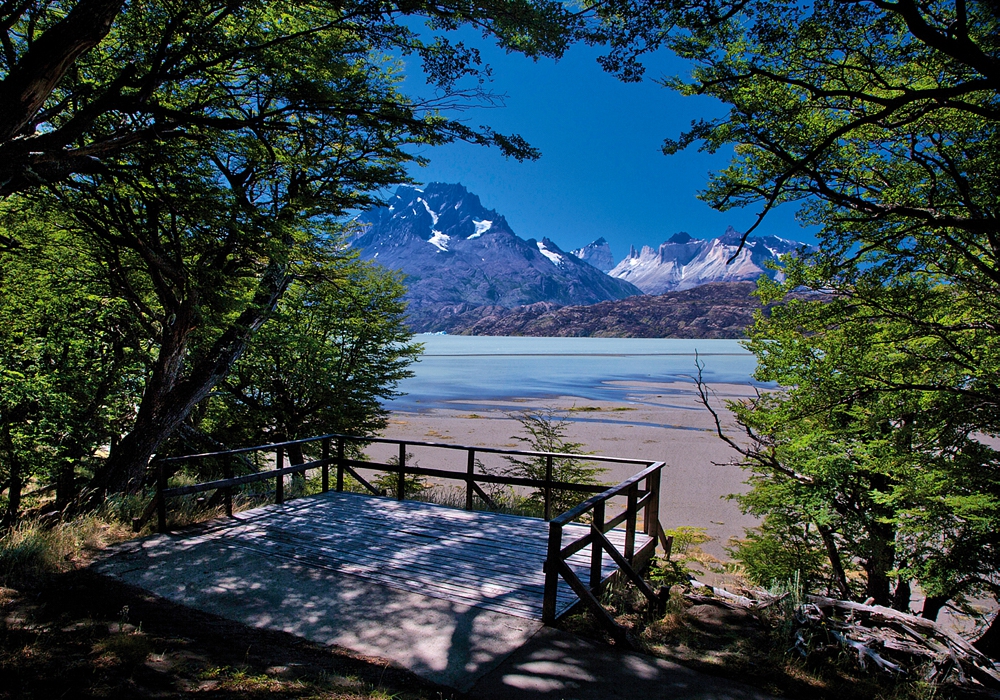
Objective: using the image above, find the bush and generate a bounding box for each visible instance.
[374,451,428,499]
[727,515,834,594]
[499,409,606,516]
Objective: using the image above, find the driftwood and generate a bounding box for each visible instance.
[684,582,1000,690]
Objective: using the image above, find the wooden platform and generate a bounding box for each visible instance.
[190,490,651,621]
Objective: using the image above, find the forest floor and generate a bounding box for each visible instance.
[0,568,455,699]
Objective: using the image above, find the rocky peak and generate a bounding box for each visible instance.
[570,237,615,272]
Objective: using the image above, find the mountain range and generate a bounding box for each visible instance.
[605,230,803,295]
[351,183,641,330]
[437,282,767,337]
[351,183,808,335]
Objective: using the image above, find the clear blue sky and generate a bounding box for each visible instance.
[399,34,817,264]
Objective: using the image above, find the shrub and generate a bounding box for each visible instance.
[499,409,606,516]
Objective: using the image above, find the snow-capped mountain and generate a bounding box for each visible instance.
[570,238,615,272]
[608,229,805,295]
[351,183,642,329]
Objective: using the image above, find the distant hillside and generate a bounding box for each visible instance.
[437,282,767,338]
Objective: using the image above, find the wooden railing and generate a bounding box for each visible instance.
[138,433,668,637]
[542,460,669,643]
[138,433,659,532]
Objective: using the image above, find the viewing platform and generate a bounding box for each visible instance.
[96,434,667,689]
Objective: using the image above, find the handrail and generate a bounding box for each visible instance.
[143,432,657,533]
[550,461,664,526]
[142,431,667,640]
[155,432,656,467]
[542,460,666,646]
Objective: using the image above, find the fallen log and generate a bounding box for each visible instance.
[678,583,1000,690]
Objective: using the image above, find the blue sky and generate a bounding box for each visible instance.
[400,35,817,264]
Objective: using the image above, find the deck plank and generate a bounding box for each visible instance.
[181,490,652,620]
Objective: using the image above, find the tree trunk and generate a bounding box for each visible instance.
[864,520,896,606]
[921,594,949,621]
[817,523,852,599]
[91,262,290,496]
[975,612,1000,661]
[55,457,76,513]
[0,0,123,140]
[892,578,912,612]
[1,421,23,529]
[288,443,306,488]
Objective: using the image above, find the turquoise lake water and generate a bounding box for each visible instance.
[388,335,759,410]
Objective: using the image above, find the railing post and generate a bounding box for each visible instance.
[336,437,345,492]
[224,459,233,517]
[544,454,553,521]
[625,482,637,563]
[590,499,605,594]
[321,437,330,493]
[542,521,563,624]
[156,461,167,533]
[275,446,284,504]
[645,466,661,539]
[465,449,476,511]
[397,442,406,500]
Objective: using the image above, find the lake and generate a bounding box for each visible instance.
[387,335,759,411]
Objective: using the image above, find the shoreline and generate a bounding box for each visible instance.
[375,381,760,558]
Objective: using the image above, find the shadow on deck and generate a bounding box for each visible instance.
[99,435,667,690]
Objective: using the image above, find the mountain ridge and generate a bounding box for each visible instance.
[426,282,769,338]
[352,182,810,335]
[351,184,642,331]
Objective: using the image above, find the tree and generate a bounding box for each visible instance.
[614,0,998,251]
[701,280,1000,618]
[0,205,144,524]
[627,0,1000,652]
[201,261,421,460]
[0,0,582,196]
[501,409,605,515]
[0,0,596,496]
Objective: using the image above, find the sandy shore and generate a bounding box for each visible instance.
[372,380,760,558]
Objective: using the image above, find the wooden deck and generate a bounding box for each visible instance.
[195,490,652,621]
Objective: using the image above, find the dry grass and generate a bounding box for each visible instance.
[0,515,131,589]
[558,558,972,700]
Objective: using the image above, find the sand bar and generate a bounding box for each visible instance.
[372,380,760,558]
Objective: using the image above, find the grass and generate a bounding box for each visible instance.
[0,514,131,589]
[414,484,545,518]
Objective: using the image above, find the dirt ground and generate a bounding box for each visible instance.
[0,569,454,699]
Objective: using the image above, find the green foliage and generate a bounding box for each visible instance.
[0,0,604,516]
[500,409,606,516]
[200,262,421,458]
[650,526,713,587]
[373,452,430,500]
[0,0,584,195]
[630,0,1000,639]
[727,516,829,593]
[0,206,146,518]
[713,286,1000,610]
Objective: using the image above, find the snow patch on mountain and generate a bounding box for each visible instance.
[537,240,564,266]
[418,197,439,226]
[428,229,450,251]
[469,219,492,239]
[608,228,806,294]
